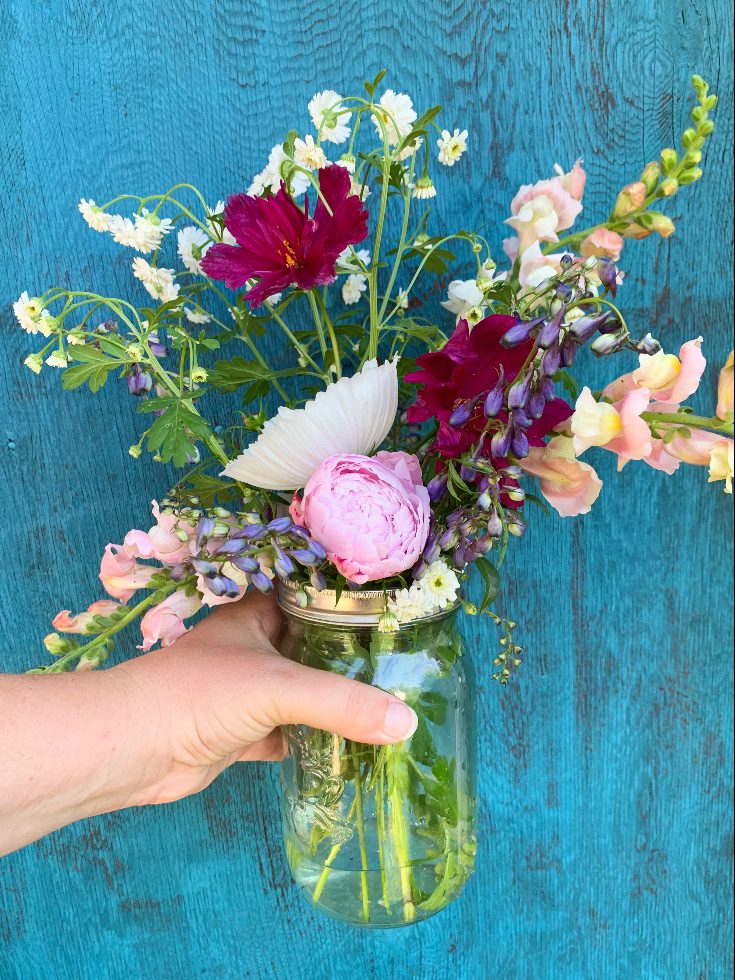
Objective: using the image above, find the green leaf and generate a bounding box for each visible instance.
[143,401,213,467]
[475,556,500,613]
[364,68,387,98]
[61,345,125,393]
[208,356,301,393]
[334,575,347,605]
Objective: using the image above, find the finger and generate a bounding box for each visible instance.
[235,729,286,762]
[196,590,284,650]
[257,657,418,745]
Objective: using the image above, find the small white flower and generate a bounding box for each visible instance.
[371,90,417,145]
[66,331,85,345]
[378,609,400,633]
[294,134,328,171]
[109,210,172,253]
[23,353,43,374]
[412,176,437,200]
[337,246,370,272]
[388,583,436,623]
[206,202,236,245]
[190,367,208,384]
[342,274,368,305]
[248,144,310,198]
[177,226,212,274]
[350,178,370,200]
[441,279,484,317]
[308,90,351,144]
[13,292,54,335]
[45,351,69,368]
[396,289,409,310]
[132,257,180,303]
[396,137,423,162]
[78,198,112,232]
[184,307,211,324]
[338,153,356,173]
[437,128,468,167]
[421,560,461,609]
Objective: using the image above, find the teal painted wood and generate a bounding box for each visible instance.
[0,0,732,976]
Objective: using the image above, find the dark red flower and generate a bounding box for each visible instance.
[405,314,572,460]
[201,165,369,306]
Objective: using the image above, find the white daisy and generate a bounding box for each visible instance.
[184,307,211,324]
[421,560,461,609]
[371,90,417,145]
[342,273,367,305]
[248,144,310,198]
[222,357,399,490]
[78,198,113,232]
[388,583,436,623]
[132,258,180,302]
[337,153,356,173]
[66,331,86,345]
[437,129,468,166]
[13,292,54,336]
[308,90,351,144]
[412,176,437,200]
[177,226,212,274]
[294,134,328,171]
[45,351,69,369]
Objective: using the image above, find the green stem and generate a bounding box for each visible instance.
[377,159,414,324]
[374,748,392,914]
[352,749,371,923]
[641,411,733,435]
[314,291,341,379]
[386,743,416,922]
[307,291,328,360]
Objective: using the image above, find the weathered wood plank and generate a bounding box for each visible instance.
[1,0,732,976]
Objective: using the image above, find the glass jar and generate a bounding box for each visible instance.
[278,584,477,928]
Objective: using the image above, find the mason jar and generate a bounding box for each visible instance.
[277,584,477,928]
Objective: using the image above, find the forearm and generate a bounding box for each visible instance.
[0,668,153,857]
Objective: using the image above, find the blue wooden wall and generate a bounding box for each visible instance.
[1,1,733,976]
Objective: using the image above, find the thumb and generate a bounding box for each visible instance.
[261,657,418,745]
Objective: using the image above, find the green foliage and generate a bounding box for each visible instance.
[474,556,500,612]
[62,344,127,393]
[138,399,214,466]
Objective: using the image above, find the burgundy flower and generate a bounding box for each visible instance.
[201,165,368,306]
[405,314,572,460]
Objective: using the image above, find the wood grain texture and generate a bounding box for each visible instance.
[0,0,732,976]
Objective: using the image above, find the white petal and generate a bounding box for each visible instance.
[222,358,399,490]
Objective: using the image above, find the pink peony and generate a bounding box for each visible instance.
[99,544,157,603]
[290,451,430,584]
[138,590,203,651]
[580,228,624,262]
[123,500,194,565]
[520,437,602,517]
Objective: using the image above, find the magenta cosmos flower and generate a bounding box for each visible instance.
[201,165,369,306]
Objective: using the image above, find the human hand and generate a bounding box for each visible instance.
[116,590,418,807]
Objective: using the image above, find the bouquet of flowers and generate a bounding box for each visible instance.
[14,71,732,927]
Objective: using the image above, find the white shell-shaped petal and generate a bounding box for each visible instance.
[222,358,399,490]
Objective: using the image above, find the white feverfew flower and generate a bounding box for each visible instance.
[206,201,236,245]
[396,137,423,162]
[24,353,43,374]
[441,279,484,317]
[412,176,436,200]
[78,198,113,232]
[342,273,367,305]
[13,292,54,336]
[177,226,212,274]
[184,307,211,324]
[371,90,417,145]
[437,128,468,166]
[350,178,370,200]
[421,560,461,609]
[294,134,328,171]
[66,330,86,345]
[308,90,351,144]
[248,144,310,198]
[388,585,433,624]
[132,257,180,303]
[396,289,409,310]
[109,210,172,253]
[45,351,69,369]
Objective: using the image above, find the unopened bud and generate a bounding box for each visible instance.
[660,148,678,174]
[612,181,646,218]
[640,161,660,193]
[658,177,678,196]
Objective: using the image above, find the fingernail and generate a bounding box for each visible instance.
[382,701,418,741]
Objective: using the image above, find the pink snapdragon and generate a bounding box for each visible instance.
[553,158,586,200]
[123,500,194,565]
[664,430,734,493]
[505,166,584,256]
[519,436,602,517]
[580,228,624,262]
[52,600,124,634]
[605,338,706,405]
[571,386,652,463]
[290,451,430,584]
[138,590,203,651]
[717,350,734,420]
[99,544,157,602]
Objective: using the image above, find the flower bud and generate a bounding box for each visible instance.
[560,337,577,367]
[560,253,573,270]
[537,306,565,349]
[251,571,274,593]
[449,400,473,427]
[507,372,532,411]
[128,444,142,459]
[591,330,627,356]
[213,537,248,556]
[507,514,526,537]
[490,426,512,459]
[527,389,545,419]
[274,546,295,578]
[540,344,561,377]
[477,490,493,511]
[486,511,503,538]
[660,148,678,174]
[501,319,539,348]
[422,535,441,563]
[640,161,660,193]
[43,632,68,655]
[209,574,241,598]
[427,472,449,502]
[636,333,662,355]
[232,555,259,573]
[623,222,651,240]
[310,569,327,591]
[598,258,619,297]
[658,177,678,196]
[439,528,460,550]
[484,368,505,418]
[678,169,702,185]
[612,181,647,218]
[510,424,529,458]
